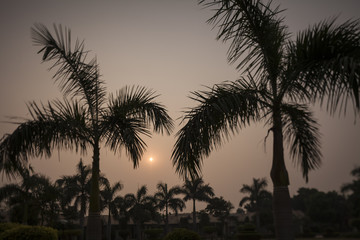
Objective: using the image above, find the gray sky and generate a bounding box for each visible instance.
[1,0,359,212]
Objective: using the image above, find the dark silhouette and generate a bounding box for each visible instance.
[154,182,185,233]
[172,1,360,239]
[239,178,271,231]
[0,24,173,240]
[181,177,214,231]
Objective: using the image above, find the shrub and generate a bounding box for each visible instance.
[0,225,58,240]
[0,223,23,234]
[144,228,163,240]
[163,228,201,240]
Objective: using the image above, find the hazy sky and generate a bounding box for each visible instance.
[1,0,359,212]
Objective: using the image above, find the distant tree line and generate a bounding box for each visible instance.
[0,159,359,239]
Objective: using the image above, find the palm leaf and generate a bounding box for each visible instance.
[102,86,173,168]
[281,103,322,181]
[31,23,107,117]
[286,18,360,113]
[0,99,89,177]
[200,0,289,79]
[172,79,265,178]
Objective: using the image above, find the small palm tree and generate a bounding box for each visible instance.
[205,196,233,238]
[172,1,360,239]
[56,158,92,237]
[181,177,214,231]
[154,182,185,233]
[0,24,173,240]
[239,178,271,230]
[100,178,123,240]
[37,176,61,227]
[126,185,157,240]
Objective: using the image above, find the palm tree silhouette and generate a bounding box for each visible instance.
[100,178,123,240]
[56,159,92,239]
[0,166,48,225]
[172,1,360,239]
[181,177,214,231]
[126,185,157,240]
[239,178,271,230]
[0,24,173,240]
[154,182,185,233]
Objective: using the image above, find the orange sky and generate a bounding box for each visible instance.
[1,0,359,212]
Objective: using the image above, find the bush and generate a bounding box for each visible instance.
[0,225,58,240]
[163,228,201,240]
[0,223,22,234]
[144,228,163,240]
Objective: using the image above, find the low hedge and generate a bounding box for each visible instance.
[0,225,58,240]
[163,228,201,240]
[0,223,23,234]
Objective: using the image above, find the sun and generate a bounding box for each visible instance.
[149,157,153,162]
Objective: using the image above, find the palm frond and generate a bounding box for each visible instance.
[102,86,173,168]
[286,18,360,113]
[0,99,90,177]
[200,0,289,79]
[172,79,265,178]
[31,23,107,116]
[281,103,322,182]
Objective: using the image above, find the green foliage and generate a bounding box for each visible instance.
[163,228,201,240]
[0,223,22,234]
[0,225,58,240]
[144,228,163,240]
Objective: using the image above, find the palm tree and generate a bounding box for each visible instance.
[172,1,360,239]
[154,182,185,233]
[0,166,48,224]
[37,176,61,227]
[56,158,92,238]
[239,178,271,230]
[181,177,214,231]
[100,178,123,240]
[126,185,157,240]
[0,24,173,240]
[205,196,233,238]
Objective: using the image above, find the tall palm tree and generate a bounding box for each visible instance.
[100,178,123,240]
[239,178,271,230]
[126,185,157,240]
[172,1,360,239]
[0,24,173,240]
[181,177,214,231]
[56,158,92,238]
[154,182,185,233]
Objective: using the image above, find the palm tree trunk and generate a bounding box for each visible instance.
[270,111,293,240]
[87,143,102,240]
[165,203,169,234]
[192,198,196,231]
[107,208,111,240]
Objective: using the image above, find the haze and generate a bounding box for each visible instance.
[0,0,359,211]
